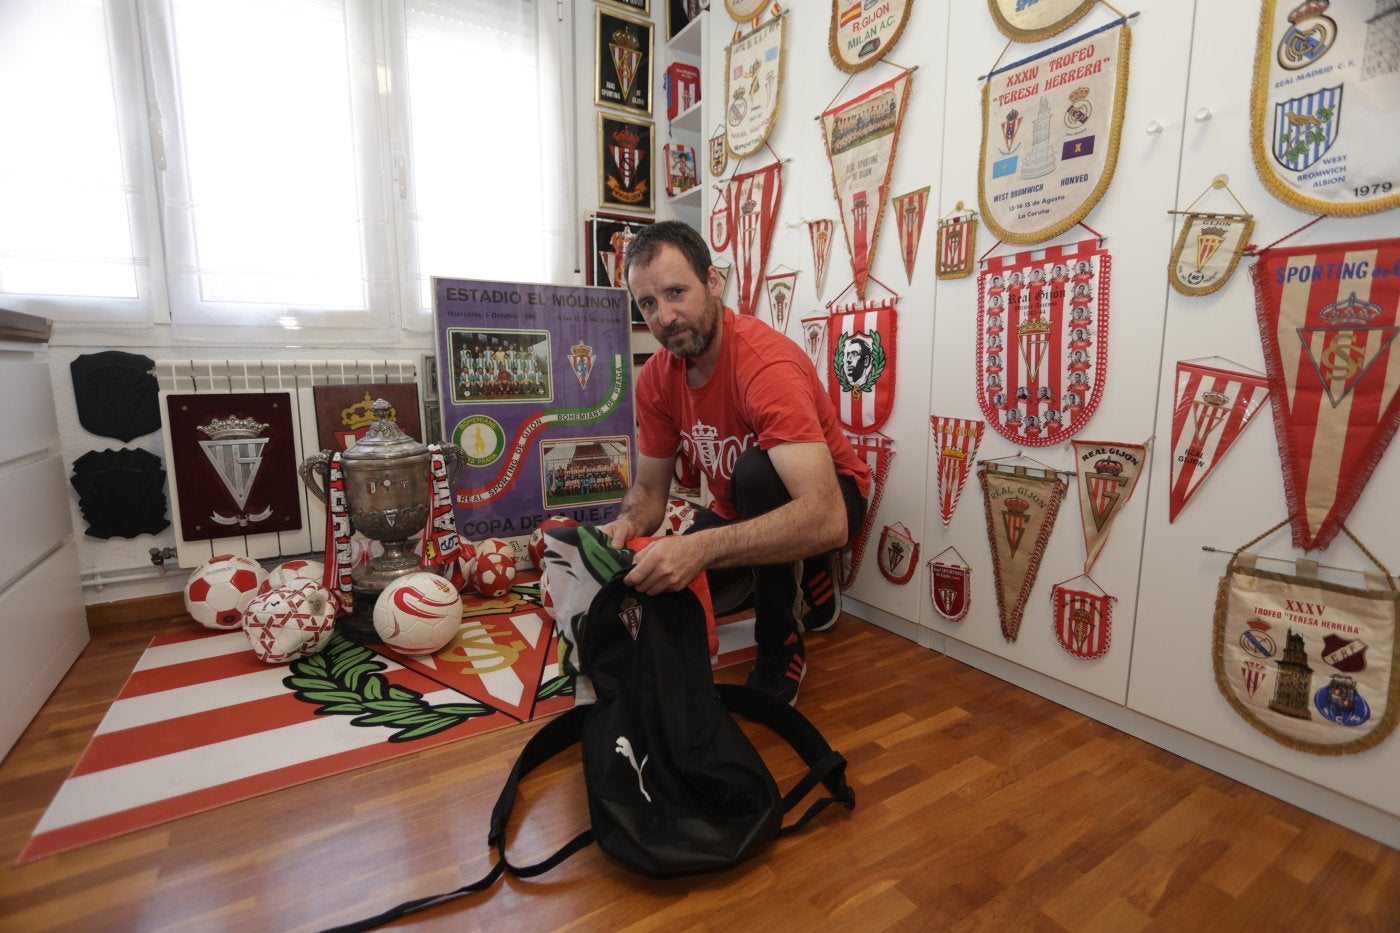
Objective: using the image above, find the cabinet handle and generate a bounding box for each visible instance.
[1193,107,1212,123]
[1146,120,1163,135]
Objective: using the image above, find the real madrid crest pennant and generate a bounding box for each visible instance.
[936,203,978,280]
[987,0,1097,42]
[830,0,914,73]
[1071,439,1146,573]
[842,430,895,588]
[1250,0,1400,216]
[1253,237,1400,551]
[829,298,899,434]
[1168,359,1271,522]
[808,218,835,299]
[928,546,973,623]
[1213,519,1399,755]
[980,461,1067,643]
[978,237,1110,447]
[725,14,787,160]
[1051,574,1116,660]
[979,18,1130,244]
[726,160,784,317]
[930,415,984,527]
[878,522,919,585]
[891,187,930,284]
[764,269,798,333]
[821,70,913,300]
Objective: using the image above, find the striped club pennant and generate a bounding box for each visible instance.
[1051,575,1116,660]
[764,270,798,333]
[936,207,978,280]
[808,218,835,300]
[727,160,784,316]
[1168,360,1270,522]
[841,431,894,589]
[892,186,930,284]
[930,415,984,527]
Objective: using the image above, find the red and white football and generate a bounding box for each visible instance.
[184,554,271,630]
[242,581,336,663]
[372,572,462,655]
[527,515,581,568]
[267,558,325,589]
[473,550,518,599]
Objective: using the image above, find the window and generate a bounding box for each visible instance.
[0,0,571,341]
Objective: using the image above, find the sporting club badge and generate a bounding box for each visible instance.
[841,431,894,589]
[600,114,652,212]
[1051,575,1115,660]
[928,546,972,623]
[977,238,1110,447]
[979,19,1131,243]
[821,70,912,300]
[830,298,898,434]
[979,461,1067,643]
[801,315,829,377]
[1253,238,1400,551]
[764,270,798,333]
[987,0,1097,42]
[936,203,978,280]
[1071,440,1146,572]
[1168,199,1256,297]
[570,342,597,391]
[891,187,930,284]
[726,160,784,317]
[930,415,984,527]
[878,522,919,586]
[724,14,786,160]
[1168,359,1270,522]
[598,9,649,113]
[1250,0,1400,216]
[830,0,914,73]
[808,218,835,300]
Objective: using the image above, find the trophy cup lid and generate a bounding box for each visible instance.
[341,398,428,462]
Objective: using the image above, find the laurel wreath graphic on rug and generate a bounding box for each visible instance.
[834,330,887,396]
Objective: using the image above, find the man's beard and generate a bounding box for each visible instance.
[660,295,720,360]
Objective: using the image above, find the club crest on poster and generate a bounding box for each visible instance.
[725,15,786,159]
[979,20,1131,244]
[830,0,915,74]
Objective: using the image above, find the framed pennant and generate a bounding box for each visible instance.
[312,384,423,453]
[1250,0,1400,216]
[829,0,915,74]
[1168,360,1270,522]
[936,205,978,280]
[878,522,919,586]
[764,270,798,333]
[930,415,984,527]
[1071,439,1146,572]
[1253,238,1400,551]
[1168,211,1256,297]
[594,7,653,116]
[979,462,1067,643]
[1051,576,1116,660]
[891,186,930,284]
[599,112,654,214]
[977,237,1111,447]
[821,70,913,300]
[584,211,650,324]
[979,19,1131,244]
[808,219,835,300]
[727,160,784,316]
[724,14,787,160]
[928,546,972,623]
[800,315,829,376]
[986,0,1097,42]
[841,431,895,588]
[829,298,898,435]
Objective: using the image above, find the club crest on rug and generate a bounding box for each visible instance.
[878,522,919,586]
[830,298,898,434]
[725,14,786,159]
[930,415,984,527]
[928,546,972,623]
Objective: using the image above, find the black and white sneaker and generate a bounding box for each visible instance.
[799,552,841,633]
[745,632,806,706]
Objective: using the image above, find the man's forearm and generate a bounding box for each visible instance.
[611,479,667,540]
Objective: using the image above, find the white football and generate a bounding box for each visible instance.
[473,550,517,599]
[372,572,463,655]
[475,537,514,560]
[267,558,325,589]
[185,554,271,630]
[528,515,581,568]
[243,581,337,663]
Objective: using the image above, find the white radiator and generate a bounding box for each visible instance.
[155,359,421,569]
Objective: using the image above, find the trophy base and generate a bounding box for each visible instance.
[335,586,385,645]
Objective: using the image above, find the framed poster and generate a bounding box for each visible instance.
[585,211,652,325]
[311,383,423,451]
[599,112,654,213]
[602,0,650,13]
[668,0,704,42]
[596,7,652,115]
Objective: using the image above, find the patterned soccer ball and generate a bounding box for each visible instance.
[473,550,517,598]
[242,581,337,663]
[528,516,581,568]
[267,559,324,589]
[538,563,556,620]
[662,498,698,536]
[185,554,271,630]
[476,537,514,560]
[372,572,463,655]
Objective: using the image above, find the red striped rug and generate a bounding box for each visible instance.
[19,589,755,864]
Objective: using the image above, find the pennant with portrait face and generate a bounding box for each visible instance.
[725,14,786,160]
[930,415,984,527]
[822,70,912,300]
[829,298,898,434]
[830,0,914,73]
[891,186,930,284]
[980,462,1067,643]
[1250,0,1400,217]
[936,208,978,280]
[1071,439,1146,573]
[977,237,1110,447]
[1051,576,1116,660]
[928,547,972,623]
[987,0,1097,42]
[841,431,895,589]
[1169,360,1271,523]
[727,160,784,317]
[764,270,798,333]
[878,522,919,586]
[1169,212,1256,297]
[808,218,835,300]
[1254,238,1400,551]
[979,19,1130,244]
[801,315,829,377]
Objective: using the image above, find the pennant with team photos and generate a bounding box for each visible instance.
[980,462,1067,643]
[928,546,972,623]
[878,522,919,586]
[822,70,913,300]
[892,186,930,284]
[1253,238,1400,551]
[830,0,914,73]
[1051,575,1116,660]
[841,431,895,589]
[724,14,786,160]
[978,237,1110,447]
[1169,211,1256,297]
[829,297,898,434]
[936,205,978,280]
[987,0,1097,42]
[1169,360,1271,523]
[930,415,984,527]
[764,270,798,333]
[808,218,835,299]
[801,315,829,376]
[727,160,784,317]
[1071,439,1146,572]
[979,19,1131,244]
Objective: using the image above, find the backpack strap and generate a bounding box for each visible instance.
[715,683,856,835]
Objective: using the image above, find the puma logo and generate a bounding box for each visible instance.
[614,736,651,803]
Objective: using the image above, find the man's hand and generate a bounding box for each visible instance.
[624,534,709,595]
[598,515,648,550]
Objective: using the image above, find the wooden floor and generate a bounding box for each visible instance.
[2,607,1397,933]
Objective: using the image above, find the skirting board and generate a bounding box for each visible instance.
[844,597,1400,852]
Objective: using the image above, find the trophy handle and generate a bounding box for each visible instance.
[298,450,332,505]
[439,443,467,488]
